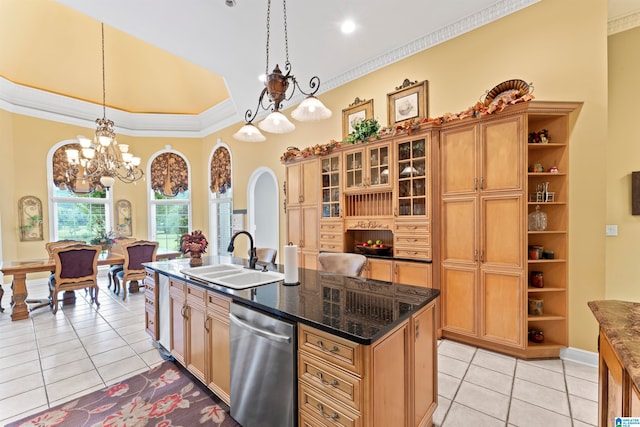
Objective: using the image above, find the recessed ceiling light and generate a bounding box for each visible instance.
[225,0,236,7]
[341,20,355,34]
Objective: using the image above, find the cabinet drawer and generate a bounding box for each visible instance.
[299,352,361,411]
[169,278,186,292]
[395,247,432,260]
[320,222,344,232]
[145,309,157,339]
[395,221,431,233]
[144,290,155,310]
[395,234,431,247]
[144,277,156,291]
[299,325,362,375]
[320,231,343,241]
[186,284,207,306]
[320,242,344,252]
[299,382,361,427]
[207,291,230,314]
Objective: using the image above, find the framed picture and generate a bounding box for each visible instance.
[342,97,374,140]
[387,79,429,127]
[116,199,133,237]
[18,196,43,241]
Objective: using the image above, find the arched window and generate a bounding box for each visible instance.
[209,142,233,255]
[148,150,191,251]
[48,141,113,243]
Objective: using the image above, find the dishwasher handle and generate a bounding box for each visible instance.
[229,313,292,344]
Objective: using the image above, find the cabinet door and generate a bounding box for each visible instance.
[394,261,432,288]
[631,383,640,417]
[207,310,231,405]
[344,148,365,191]
[411,303,437,427]
[321,155,341,218]
[301,160,320,205]
[600,332,625,427]
[397,137,429,217]
[287,206,302,247]
[480,269,524,347]
[441,264,477,336]
[368,144,391,189]
[169,285,186,365]
[187,301,207,382]
[480,115,523,192]
[481,194,524,269]
[441,197,477,265]
[286,163,302,205]
[302,206,319,251]
[440,125,478,196]
[366,258,393,282]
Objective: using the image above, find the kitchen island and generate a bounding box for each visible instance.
[589,300,640,426]
[144,255,440,427]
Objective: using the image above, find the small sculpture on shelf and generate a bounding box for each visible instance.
[180,230,209,266]
[528,205,548,231]
[528,329,544,343]
[528,129,551,144]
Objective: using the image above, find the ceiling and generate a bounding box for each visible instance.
[1,0,638,134]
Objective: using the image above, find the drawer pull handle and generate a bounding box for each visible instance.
[317,340,339,353]
[317,372,339,387]
[317,403,339,420]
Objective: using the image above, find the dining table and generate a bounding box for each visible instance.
[0,249,181,321]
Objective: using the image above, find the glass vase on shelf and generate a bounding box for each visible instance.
[528,205,547,231]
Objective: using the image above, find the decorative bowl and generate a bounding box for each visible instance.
[355,245,393,255]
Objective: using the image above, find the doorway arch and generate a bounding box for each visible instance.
[247,167,280,262]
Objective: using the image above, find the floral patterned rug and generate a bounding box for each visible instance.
[7,361,241,427]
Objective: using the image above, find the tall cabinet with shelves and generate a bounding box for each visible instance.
[439,101,579,358]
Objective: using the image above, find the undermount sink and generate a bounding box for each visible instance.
[180,264,285,290]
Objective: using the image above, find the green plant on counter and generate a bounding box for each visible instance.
[345,118,381,144]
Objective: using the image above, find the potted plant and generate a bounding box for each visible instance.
[180,230,209,266]
[345,118,380,144]
[89,219,116,250]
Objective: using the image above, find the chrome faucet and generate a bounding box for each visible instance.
[227,231,258,270]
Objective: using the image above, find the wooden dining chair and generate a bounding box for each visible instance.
[45,239,86,257]
[49,244,101,314]
[318,252,367,277]
[113,240,158,300]
[256,247,277,264]
[107,237,136,291]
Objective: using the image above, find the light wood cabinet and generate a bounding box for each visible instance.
[439,102,578,358]
[169,280,232,405]
[298,301,436,427]
[395,135,431,218]
[287,158,320,270]
[169,277,186,365]
[206,292,231,405]
[343,142,392,193]
[598,330,627,427]
[319,219,344,253]
[364,258,431,289]
[321,155,341,219]
[186,284,207,383]
[144,268,159,339]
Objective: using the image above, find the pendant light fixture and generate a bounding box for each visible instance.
[233,0,332,142]
[66,23,144,190]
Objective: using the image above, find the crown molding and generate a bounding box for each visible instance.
[0,0,540,137]
[608,11,640,35]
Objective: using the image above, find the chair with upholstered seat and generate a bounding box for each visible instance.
[49,244,101,314]
[113,240,158,300]
[318,252,367,277]
[256,247,277,264]
[107,237,136,291]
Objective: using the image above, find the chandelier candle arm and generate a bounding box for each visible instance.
[233,0,331,141]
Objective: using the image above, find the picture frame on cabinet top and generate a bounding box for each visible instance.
[342,97,374,140]
[387,79,429,126]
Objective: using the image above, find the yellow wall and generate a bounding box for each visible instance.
[607,26,640,300]
[1,0,610,352]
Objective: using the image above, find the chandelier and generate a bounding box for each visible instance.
[233,0,332,142]
[66,23,143,190]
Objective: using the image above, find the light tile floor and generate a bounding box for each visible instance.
[0,275,599,426]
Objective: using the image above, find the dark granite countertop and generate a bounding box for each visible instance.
[145,255,439,345]
[588,300,640,391]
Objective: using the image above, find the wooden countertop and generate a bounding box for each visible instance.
[588,300,640,390]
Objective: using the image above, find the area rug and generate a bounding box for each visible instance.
[7,361,241,427]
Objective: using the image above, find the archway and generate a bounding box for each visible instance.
[247,167,280,262]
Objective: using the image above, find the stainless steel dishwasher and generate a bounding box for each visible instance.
[229,302,296,427]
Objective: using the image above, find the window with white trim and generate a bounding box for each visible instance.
[49,142,113,243]
[209,144,233,255]
[148,151,191,251]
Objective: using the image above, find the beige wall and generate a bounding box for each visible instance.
[607,26,640,300]
[1,0,611,352]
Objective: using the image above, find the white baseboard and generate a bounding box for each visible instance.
[560,346,598,367]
